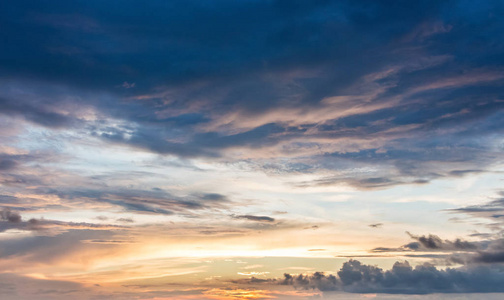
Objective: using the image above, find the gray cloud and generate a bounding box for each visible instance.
[0,208,126,234]
[0,159,18,171]
[279,259,504,294]
[0,96,76,128]
[367,229,504,269]
[371,232,479,254]
[116,218,134,223]
[407,232,478,251]
[448,239,504,265]
[0,208,21,223]
[0,0,502,190]
[2,1,504,298]
[34,187,231,215]
[448,194,504,227]
[232,214,276,222]
[369,223,383,228]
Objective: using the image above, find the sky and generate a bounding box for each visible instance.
[1,0,504,299]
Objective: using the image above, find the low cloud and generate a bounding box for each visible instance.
[369,230,504,268]
[0,209,21,223]
[371,232,478,253]
[406,232,478,251]
[279,259,504,294]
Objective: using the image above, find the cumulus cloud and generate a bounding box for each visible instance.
[279,259,504,294]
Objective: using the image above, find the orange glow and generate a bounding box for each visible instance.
[204,288,276,300]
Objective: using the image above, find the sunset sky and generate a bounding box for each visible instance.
[1,1,504,299]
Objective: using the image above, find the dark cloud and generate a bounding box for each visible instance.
[0,3,504,297]
[0,0,502,196]
[368,230,504,268]
[0,159,18,171]
[446,193,504,244]
[473,251,504,264]
[448,195,504,226]
[0,96,76,128]
[447,239,504,265]
[96,122,288,158]
[0,208,126,234]
[199,193,229,202]
[0,0,502,170]
[371,232,478,253]
[0,208,22,223]
[407,232,478,251]
[116,218,134,223]
[368,223,383,228]
[279,259,504,294]
[0,0,449,90]
[232,215,276,222]
[34,187,231,215]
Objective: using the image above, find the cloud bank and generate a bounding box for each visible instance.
[280,259,504,294]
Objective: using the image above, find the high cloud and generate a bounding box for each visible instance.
[0,0,503,190]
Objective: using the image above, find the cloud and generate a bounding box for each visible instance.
[0,0,502,194]
[367,230,504,268]
[0,208,21,223]
[0,273,86,299]
[0,159,18,171]
[406,232,478,251]
[448,239,504,265]
[448,193,504,226]
[116,218,134,223]
[368,223,383,228]
[1,1,504,298]
[232,215,276,223]
[33,187,232,215]
[0,208,126,234]
[279,259,504,294]
[0,96,76,128]
[371,232,479,253]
